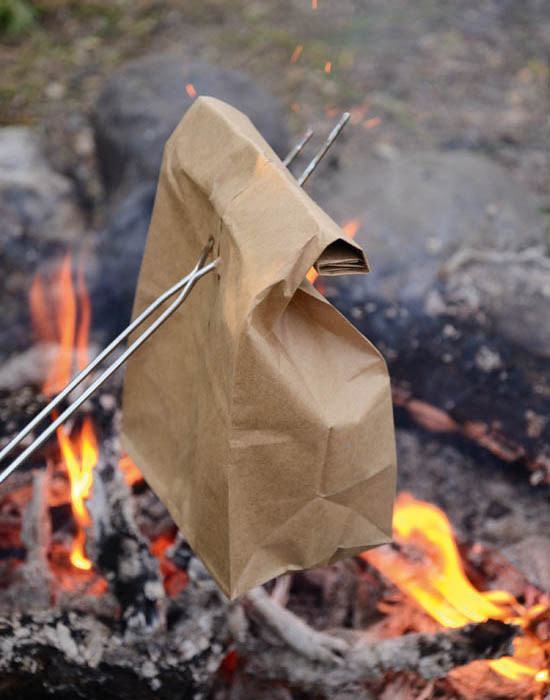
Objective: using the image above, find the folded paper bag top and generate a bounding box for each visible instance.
[122,96,396,599]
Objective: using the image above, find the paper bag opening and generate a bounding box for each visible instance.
[314,238,370,276]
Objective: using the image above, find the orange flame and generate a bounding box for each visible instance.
[306,218,362,285]
[55,416,98,571]
[30,253,77,396]
[30,254,99,572]
[324,61,332,74]
[185,83,197,98]
[76,256,91,372]
[349,103,370,124]
[362,493,550,684]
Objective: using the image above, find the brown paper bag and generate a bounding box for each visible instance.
[122,97,396,599]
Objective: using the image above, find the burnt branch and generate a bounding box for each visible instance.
[231,587,519,695]
[0,563,228,700]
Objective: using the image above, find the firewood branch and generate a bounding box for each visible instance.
[231,587,519,693]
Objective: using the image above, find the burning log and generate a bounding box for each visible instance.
[228,586,519,695]
[0,574,521,700]
[86,442,166,633]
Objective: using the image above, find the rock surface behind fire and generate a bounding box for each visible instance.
[93,55,290,198]
[0,127,85,366]
[316,150,545,306]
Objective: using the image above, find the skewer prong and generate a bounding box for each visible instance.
[282,128,314,167]
[297,112,350,186]
[0,114,351,482]
[0,244,216,486]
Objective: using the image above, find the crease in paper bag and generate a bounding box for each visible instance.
[121,96,396,599]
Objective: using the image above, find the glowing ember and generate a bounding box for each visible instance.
[324,61,332,74]
[362,493,550,685]
[185,83,197,98]
[312,0,317,9]
[363,117,381,130]
[118,453,144,486]
[349,104,370,124]
[150,532,189,596]
[307,218,362,285]
[290,45,303,63]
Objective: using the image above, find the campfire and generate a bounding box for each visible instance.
[0,253,548,699]
[362,494,549,694]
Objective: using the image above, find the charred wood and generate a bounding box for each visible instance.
[230,587,519,696]
[332,291,550,486]
[0,563,228,700]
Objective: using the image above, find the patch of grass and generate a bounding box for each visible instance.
[0,0,36,38]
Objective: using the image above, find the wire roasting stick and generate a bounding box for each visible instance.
[298,112,349,186]
[0,128,313,468]
[0,253,216,486]
[0,113,351,485]
[282,127,313,167]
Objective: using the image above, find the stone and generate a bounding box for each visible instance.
[89,183,156,340]
[0,127,84,362]
[434,249,550,359]
[316,151,545,305]
[93,55,290,197]
[0,127,83,246]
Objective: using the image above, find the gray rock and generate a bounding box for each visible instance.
[0,127,83,247]
[431,248,550,359]
[93,55,290,197]
[0,127,84,360]
[317,151,544,305]
[90,183,156,340]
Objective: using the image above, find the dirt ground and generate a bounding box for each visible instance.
[2,0,548,200]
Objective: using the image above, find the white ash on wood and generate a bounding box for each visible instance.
[0,392,545,700]
[228,586,519,696]
[0,577,519,700]
[0,567,229,700]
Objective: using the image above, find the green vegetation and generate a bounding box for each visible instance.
[0,0,35,38]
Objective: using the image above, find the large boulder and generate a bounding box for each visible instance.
[90,183,156,340]
[317,151,545,305]
[0,127,84,362]
[429,249,550,360]
[0,127,83,248]
[315,150,549,483]
[93,55,290,197]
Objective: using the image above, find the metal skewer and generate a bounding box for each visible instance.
[282,127,313,167]
[0,112,350,485]
[0,251,217,486]
[1,268,207,464]
[0,130,314,469]
[298,112,350,186]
